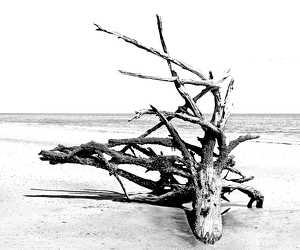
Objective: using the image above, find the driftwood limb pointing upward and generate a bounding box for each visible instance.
[94,23,207,80]
[40,15,264,245]
[155,14,203,119]
[118,70,228,87]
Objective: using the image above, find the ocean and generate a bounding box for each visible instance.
[0,113,299,146]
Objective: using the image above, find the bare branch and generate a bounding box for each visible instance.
[219,78,235,127]
[150,105,193,161]
[40,142,191,179]
[131,108,220,135]
[175,78,204,118]
[130,144,157,157]
[116,169,157,190]
[39,147,157,190]
[211,89,222,126]
[209,74,235,127]
[222,180,264,208]
[156,14,174,74]
[109,137,174,148]
[172,112,220,135]
[97,150,130,200]
[228,134,260,153]
[193,86,217,103]
[155,15,203,119]
[128,83,223,140]
[223,165,245,177]
[129,109,170,123]
[226,176,254,183]
[119,70,225,87]
[125,185,192,205]
[109,137,203,157]
[124,15,211,147]
[138,119,171,138]
[94,23,207,80]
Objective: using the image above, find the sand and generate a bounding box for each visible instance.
[1,125,300,249]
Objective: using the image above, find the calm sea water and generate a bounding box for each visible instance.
[0,113,299,145]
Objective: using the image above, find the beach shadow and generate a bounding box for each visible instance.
[170,209,199,247]
[24,188,197,244]
[24,189,245,245]
[24,188,126,201]
[24,189,185,207]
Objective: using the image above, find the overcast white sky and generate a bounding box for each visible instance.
[0,0,299,113]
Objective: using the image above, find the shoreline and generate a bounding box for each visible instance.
[1,129,300,249]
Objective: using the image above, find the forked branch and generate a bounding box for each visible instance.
[150,105,193,161]
[94,23,207,80]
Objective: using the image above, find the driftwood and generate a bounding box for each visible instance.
[39,15,264,244]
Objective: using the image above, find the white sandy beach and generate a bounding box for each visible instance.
[1,124,300,249]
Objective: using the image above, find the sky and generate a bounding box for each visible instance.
[0,0,299,113]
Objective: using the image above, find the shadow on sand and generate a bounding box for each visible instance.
[24,188,127,201]
[24,188,199,245]
[24,188,246,246]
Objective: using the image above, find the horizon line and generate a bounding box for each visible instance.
[0,112,299,115]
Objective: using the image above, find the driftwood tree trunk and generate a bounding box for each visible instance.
[39,15,264,244]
